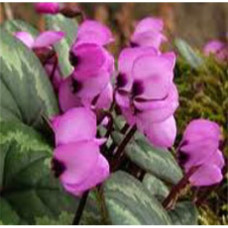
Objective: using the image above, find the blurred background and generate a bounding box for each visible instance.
[0,2,227,48]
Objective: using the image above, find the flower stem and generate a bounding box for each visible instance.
[72,190,89,225]
[111,124,137,172]
[162,166,198,210]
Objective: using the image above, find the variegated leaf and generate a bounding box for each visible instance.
[1,19,38,37]
[168,201,198,225]
[143,173,169,200]
[45,14,78,77]
[111,131,183,184]
[0,122,76,224]
[0,28,59,129]
[104,171,171,225]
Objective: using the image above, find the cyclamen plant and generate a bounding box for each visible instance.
[0,2,226,225]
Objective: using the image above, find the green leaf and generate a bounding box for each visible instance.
[175,39,204,69]
[143,173,169,200]
[168,201,198,225]
[1,19,39,37]
[0,122,77,224]
[111,132,183,184]
[45,14,78,77]
[0,28,59,129]
[104,171,171,225]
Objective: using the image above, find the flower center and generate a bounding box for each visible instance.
[51,158,66,178]
[71,78,83,94]
[116,73,128,88]
[178,151,190,167]
[69,51,80,66]
[132,80,144,97]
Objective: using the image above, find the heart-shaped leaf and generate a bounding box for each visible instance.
[104,171,171,225]
[143,173,169,200]
[0,28,59,130]
[168,201,198,225]
[0,122,76,225]
[111,132,183,184]
[45,14,78,77]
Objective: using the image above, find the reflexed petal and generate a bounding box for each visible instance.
[54,141,99,185]
[76,20,114,46]
[95,83,113,110]
[34,3,60,14]
[135,84,179,123]
[115,91,131,109]
[58,77,83,112]
[52,107,97,145]
[204,40,224,56]
[133,17,164,34]
[131,31,166,49]
[139,115,177,148]
[180,138,219,170]
[189,164,223,186]
[14,31,34,48]
[71,43,107,79]
[45,63,62,90]
[63,154,109,196]
[118,47,157,90]
[183,119,220,143]
[132,53,175,99]
[208,150,225,169]
[33,31,64,48]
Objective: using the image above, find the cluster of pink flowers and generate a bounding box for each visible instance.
[51,108,109,196]
[116,18,178,148]
[178,119,224,186]
[13,2,225,196]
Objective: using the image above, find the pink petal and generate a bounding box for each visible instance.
[132,52,175,99]
[95,83,113,110]
[133,17,164,34]
[135,83,179,123]
[189,164,223,186]
[76,20,114,46]
[52,107,97,145]
[34,3,60,14]
[139,115,177,148]
[63,154,109,196]
[54,141,99,185]
[71,43,108,79]
[183,119,221,144]
[45,62,62,90]
[14,31,34,48]
[180,138,219,170]
[33,31,64,48]
[117,47,157,91]
[131,31,167,49]
[208,150,225,169]
[58,77,83,112]
[204,40,224,56]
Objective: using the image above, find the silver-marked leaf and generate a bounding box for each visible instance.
[0,122,77,225]
[1,19,39,37]
[168,201,198,225]
[0,28,59,129]
[143,173,169,200]
[104,171,171,225]
[45,14,78,77]
[111,132,183,184]
[175,38,204,69]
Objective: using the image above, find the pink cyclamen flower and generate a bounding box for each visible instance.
[59,42,114,112]
[14,31,64,90]
[130,17,167,50]
[76,20,114,46]
[178,119,224,186]
[204,40,228,62]
[116,47,178,148]
[51,108,109,196]
[35,3,61,14]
